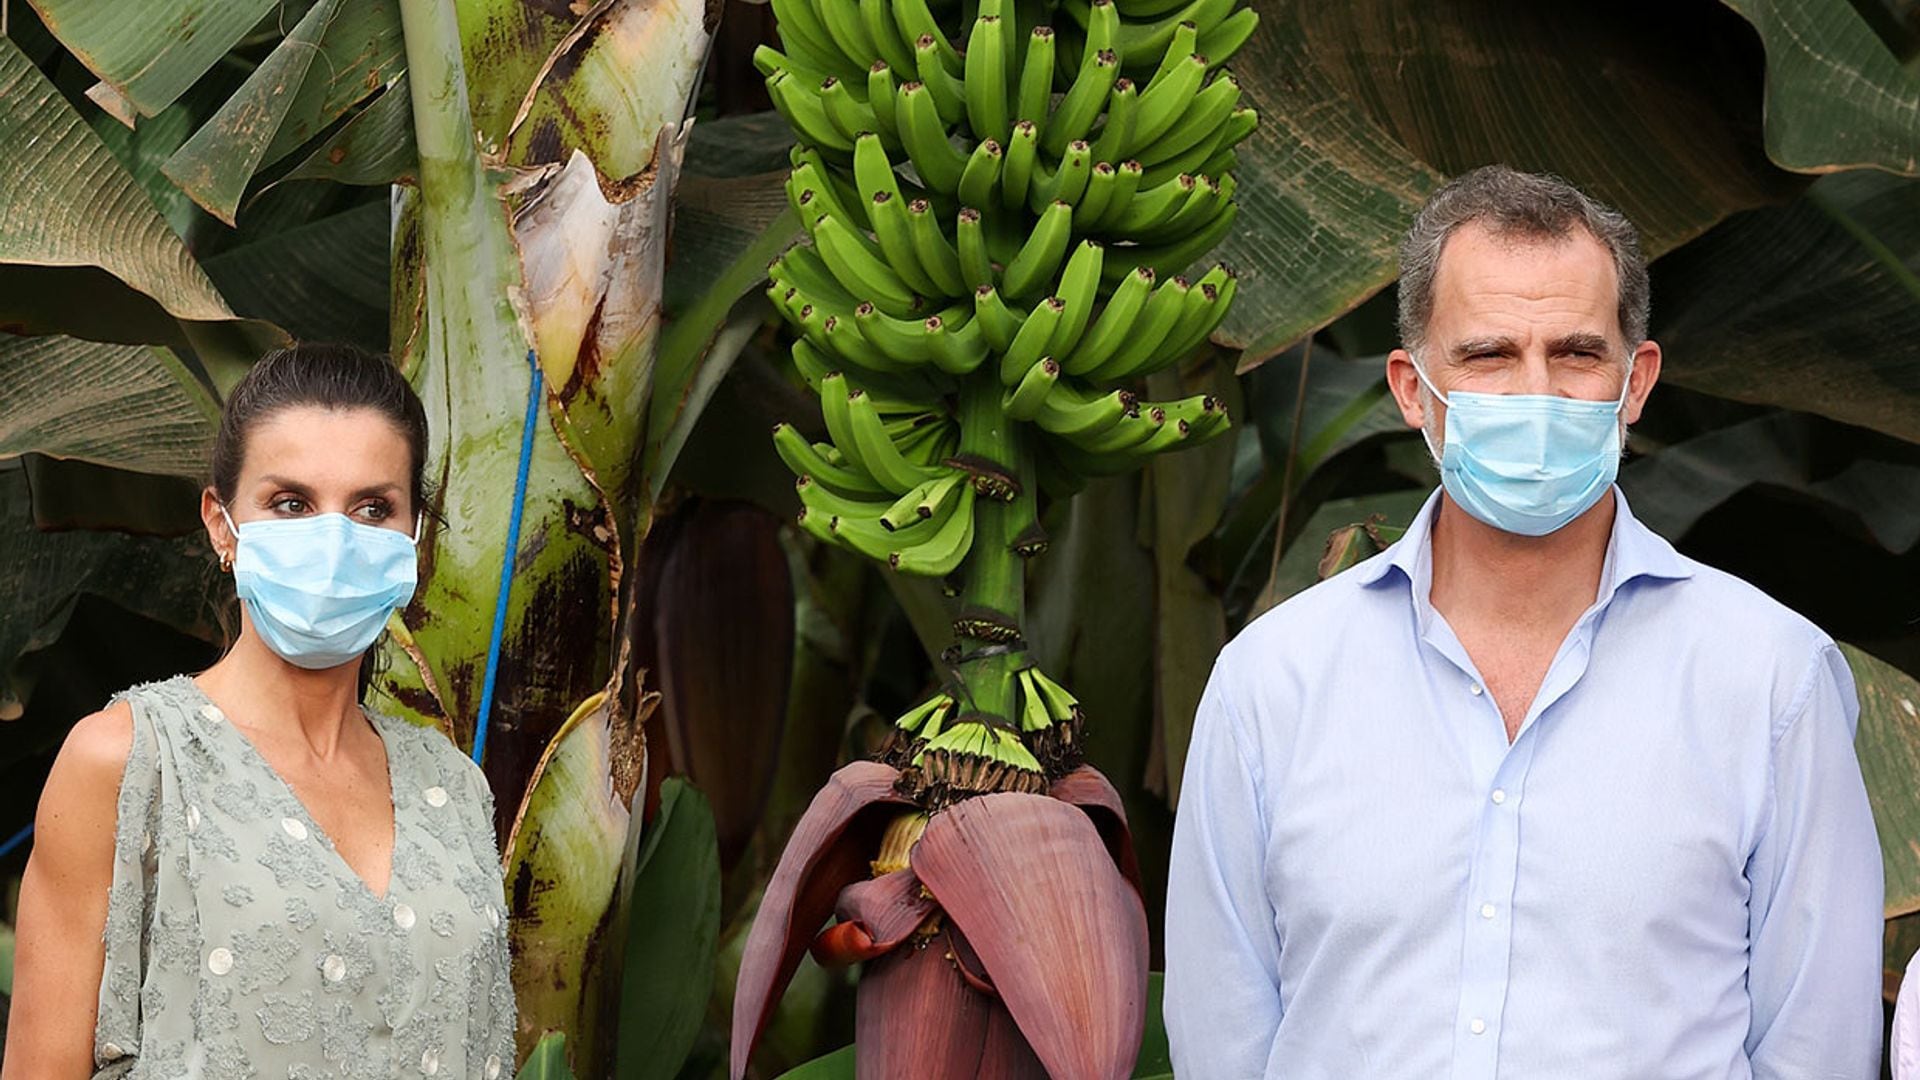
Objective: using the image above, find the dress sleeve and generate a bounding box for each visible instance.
[92,688,163,1079]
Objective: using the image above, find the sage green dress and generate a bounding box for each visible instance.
[93,675,517,1079]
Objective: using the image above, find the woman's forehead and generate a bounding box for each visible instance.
[239,405,413,485]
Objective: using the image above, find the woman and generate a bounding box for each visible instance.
[3,344,516,1078]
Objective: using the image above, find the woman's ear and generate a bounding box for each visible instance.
[201,487,235,571]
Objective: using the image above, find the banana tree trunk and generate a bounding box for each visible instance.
[381,0,713,1069]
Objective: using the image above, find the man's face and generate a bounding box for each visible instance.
[1386,221,1661,447]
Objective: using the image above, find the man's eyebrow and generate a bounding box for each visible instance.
[1548,332,1611,354]
[1448,337,1519,358]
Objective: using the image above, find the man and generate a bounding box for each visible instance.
[1164,165,1884,1079]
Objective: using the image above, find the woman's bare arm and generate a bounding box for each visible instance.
[3,702,135,1080]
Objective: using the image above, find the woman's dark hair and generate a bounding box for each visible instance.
[210,342,430,512]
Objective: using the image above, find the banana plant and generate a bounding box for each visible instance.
[731,0,1258,1074]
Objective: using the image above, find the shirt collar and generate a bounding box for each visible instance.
[1353,485,1693,609]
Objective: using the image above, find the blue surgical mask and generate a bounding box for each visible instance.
[220,506,420,670]
[1413,360,1632,536]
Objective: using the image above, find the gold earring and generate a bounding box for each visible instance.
[220,552,233,573]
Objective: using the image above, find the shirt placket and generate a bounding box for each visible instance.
[1426,614,1599,1080]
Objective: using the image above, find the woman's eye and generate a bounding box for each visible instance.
[270,497,308,514]
[355,502,393,522]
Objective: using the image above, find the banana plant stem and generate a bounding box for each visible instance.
[953,370,1028,726]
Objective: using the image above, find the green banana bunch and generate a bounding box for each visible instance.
[761,0,1259,797]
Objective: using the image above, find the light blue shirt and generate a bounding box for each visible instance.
[1165,487,1883,1079]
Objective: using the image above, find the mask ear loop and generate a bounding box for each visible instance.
[1409,353,1451,464]
[217,503,239,573]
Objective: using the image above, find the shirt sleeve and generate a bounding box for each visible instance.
[1164,657,1284,1078]
[1745,642,1884,1080]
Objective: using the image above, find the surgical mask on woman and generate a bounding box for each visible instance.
[220,506,420,669]
[1412,359,1633,536]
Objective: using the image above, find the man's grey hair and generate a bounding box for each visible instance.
[1396,165,1650,358]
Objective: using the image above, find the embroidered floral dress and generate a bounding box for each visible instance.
[92,675,516,1079]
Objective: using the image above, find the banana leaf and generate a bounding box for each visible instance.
[1217,0,1825,370]
[1650,171,1920,445]
[201,200,390,352]
[0,334,220,479]
[25,0,278,117]
[0,37,278,382]
[1842,643,1920,919]
[516,1032,579,1080]
[608,777,720,1080]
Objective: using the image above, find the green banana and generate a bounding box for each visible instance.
[770,0,865,80]
[820,490,949,556]
[958,139,1004,210]
[1198,7,1260,69]
[1047,239,1105,359]
[822,75,886,146]
[1058,407,1162,453]
[853,131,906,205]
[889,482,978,575]
[791,152,871,229]
[1141,120,1236,187]
[1003,357,1061,420]
[860,0,917,73]
[1015,25,1056,138]
[811,213,922,317]
[890,0,962,73]
[1134,71,1240,166]
[999,295,1065,384]
[1089,77,1137,165]
[905,198,966,297]
[1087,159,1145,231]
[1031,139,1093,210]
[822,309,925,374]
[1076,162,1119,229]
[927,312,992,375]
[854,302,944,365]
[1002,119,1040,211]
[795,504,841,546]
[766,71,855,153]
[1091,273,1188,379]
[869,191,945,297]
[818,371,865,460]
[1001,198,1073,300]
[1184,395,1232,442]
[1158,265,1237,363]
[773,422,889,497]
[1142,20,1199,84]
[867,62,902,139]
[754,44,833,87]
[1042,48,1119,157]
[1132,51,1208,150]
[965,15,1011,144]
[973,284,1026,352]
[956,207,996,289]
[1128,198,1239,285]
[915,33,968,126]
[881,471,965,530]
[795,473,896,521]
[1198,144,1238,181]
[773,244,859,309]
[817,0,880,72]
[1062,264,1154,374]
[898,80,969,194]
[1214,107,1258,157]
[789,338,938,407]
[1103,171,1193,234]
[1035,383,1136,437]
[847,386,946,493]
[1136,392,1214,428]
[1133,173,1221,244]
[1112,0,1235,71]
[1017,668,1053,732]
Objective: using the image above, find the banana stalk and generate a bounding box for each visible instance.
[736,0,1257,1074]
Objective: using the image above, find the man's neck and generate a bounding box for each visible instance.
[1427,489,1616,632]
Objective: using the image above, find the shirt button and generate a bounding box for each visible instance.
[394,902,416,930]
[323,953,346,982]
[1469,683,1484,696]
[421,1048,440,1075]
[200,704,225,724]
[424,786,449,808]
[1480,903,1497,919]
[186,805,201,833]
[282,817,308,841]
[207,947,234,975]
[487,906,501,929]
[103,1041,123,1057]
[1490,789,1507,805]
[485,1055,502,1079]
[1470,1018,1487,1035]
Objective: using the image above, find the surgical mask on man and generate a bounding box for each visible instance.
[1411,356,1633,537]
[220,505,420,669]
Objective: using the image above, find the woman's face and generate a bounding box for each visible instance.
[204,405,417,556]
